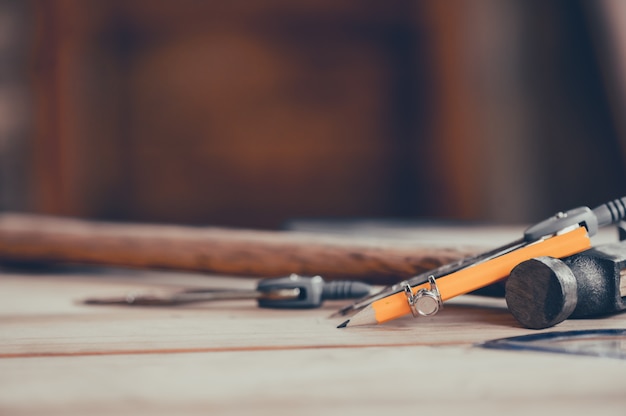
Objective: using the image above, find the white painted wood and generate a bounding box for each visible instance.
[2,229,626,415]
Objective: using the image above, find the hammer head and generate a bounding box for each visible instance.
[505,256,578,329]
[506,239,626,329]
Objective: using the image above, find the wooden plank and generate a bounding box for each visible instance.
[2,267,626,415]
[2,346,626,416]
[2,270,626,357]
[2,226,626,415]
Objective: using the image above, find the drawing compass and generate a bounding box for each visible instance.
[85,274,374,309]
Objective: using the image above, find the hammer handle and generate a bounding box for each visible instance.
[0,214,480,284]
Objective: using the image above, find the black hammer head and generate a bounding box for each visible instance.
[505,237,626,330]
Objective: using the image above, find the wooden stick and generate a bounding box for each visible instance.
[0,213,481,284]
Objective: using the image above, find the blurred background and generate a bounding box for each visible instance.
[0,0,625,229]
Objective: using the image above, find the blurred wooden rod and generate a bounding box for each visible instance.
[0,213,480,284]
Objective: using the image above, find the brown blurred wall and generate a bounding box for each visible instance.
[29,1,428,227]
[8,0,626,228]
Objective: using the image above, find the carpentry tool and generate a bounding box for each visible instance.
[338,197,626,327]
[505,239,626,329]
[0,213,479,285]
[84,274,374,309]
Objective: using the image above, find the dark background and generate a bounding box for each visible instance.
[1,0,625,229]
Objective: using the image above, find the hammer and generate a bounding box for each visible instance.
[505,222,626,329]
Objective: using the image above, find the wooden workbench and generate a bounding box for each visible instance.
[2,226,626,415]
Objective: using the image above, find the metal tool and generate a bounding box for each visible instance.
[84,274,374,309]
[334,197,626,318]
[482,329,626,360]
[505,232,626,329]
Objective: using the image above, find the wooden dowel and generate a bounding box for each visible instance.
[0,213,481,284]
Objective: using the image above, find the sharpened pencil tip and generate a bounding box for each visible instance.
[337,320,349,329]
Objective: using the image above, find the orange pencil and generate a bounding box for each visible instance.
[338,226,591,327]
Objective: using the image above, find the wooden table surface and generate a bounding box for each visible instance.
[2,225,626,415]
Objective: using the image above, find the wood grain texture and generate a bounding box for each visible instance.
[3,271,626,416]
[3,221,626,416]
[0,214,480,284]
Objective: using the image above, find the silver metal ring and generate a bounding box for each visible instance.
[402,281,420,317]
[402,276,443,318]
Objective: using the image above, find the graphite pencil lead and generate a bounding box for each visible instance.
[340,304,378,327]
[337,320,349,329]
